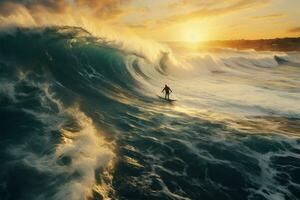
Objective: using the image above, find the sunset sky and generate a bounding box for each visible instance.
[0,0,300,41]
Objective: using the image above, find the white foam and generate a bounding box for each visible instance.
[10,85,116,200]
[0,81,16,101]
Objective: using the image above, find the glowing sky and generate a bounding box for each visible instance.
[0,0,299,41]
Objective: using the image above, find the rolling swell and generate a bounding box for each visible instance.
[0,26,300,200]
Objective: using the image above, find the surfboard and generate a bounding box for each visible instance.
[157,95,177,102]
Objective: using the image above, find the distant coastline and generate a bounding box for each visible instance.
[168,37,300,51]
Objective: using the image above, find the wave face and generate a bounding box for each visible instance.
[0,27,300,200]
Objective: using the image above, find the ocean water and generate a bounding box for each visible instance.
[0,27,299,200]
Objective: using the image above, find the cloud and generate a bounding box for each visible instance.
[132,0,272,29]
[288,27,300,33]
[165,0,271,24]
[0,0,69,14]
[127,24,146,29]
[168,0,235,10]
[0,0,274,29]
[0,0,130,26]
[251,13,284,20]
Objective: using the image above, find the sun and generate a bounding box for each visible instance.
[183,29,203,43]
[175,21,209,43]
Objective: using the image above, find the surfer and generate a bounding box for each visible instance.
[161,84,172,100]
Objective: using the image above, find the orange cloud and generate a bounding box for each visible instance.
[127,0,272,30]
[0,0,130,26]
[288,27,300,33]
[252,13,284,20]
[163,0,271,24]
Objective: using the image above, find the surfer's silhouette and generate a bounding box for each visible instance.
[161,84,172,100]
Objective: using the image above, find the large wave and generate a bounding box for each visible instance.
[0,26,299,200]
[0,26,171,200]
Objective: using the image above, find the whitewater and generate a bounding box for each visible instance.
[0,27,299,200]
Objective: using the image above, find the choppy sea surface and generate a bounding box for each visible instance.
[0,27,299,200]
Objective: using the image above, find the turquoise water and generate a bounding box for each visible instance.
[0,27,299,200]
